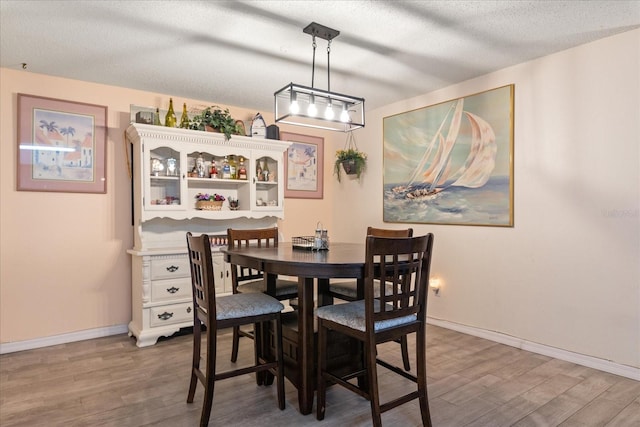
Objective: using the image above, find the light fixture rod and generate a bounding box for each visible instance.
[310,35,317,88]
[327,39,331,94]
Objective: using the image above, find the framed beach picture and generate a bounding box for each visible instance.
[17,94,108,193]
[281,132,324,199]
[383,84,514,226]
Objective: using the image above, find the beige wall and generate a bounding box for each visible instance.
[1,29,638,370]
[332,29,640,368]
[0,71,336,343]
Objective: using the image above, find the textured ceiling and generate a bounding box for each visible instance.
[1,1,639,114]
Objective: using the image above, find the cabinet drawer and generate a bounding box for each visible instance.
[151,278,192,302]
[151,256,190,280]
[149,302,193,327]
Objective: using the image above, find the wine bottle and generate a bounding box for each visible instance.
[179,103,190,128]
[256,159,263,181]
[153,108,161,126]
[165,98,177,127]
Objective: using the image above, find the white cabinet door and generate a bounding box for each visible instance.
[143,140,187,211]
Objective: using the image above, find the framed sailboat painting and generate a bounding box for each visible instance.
[383,84,514,227]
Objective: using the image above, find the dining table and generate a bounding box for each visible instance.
[222,242,366,415]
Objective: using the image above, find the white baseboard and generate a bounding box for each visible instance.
[0,324,129,354]
[427,317,640,381]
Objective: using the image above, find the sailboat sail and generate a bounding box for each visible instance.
[405,102,457,188]
[422,134,445,184]
[449,112,496,188]
[427,99,464,192]
[401,98,498,199]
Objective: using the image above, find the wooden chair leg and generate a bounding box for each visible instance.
[187,320,201,404]
[401,336,411,371]
[316,320,327,420]
[231,325,240,363]
[200,326,217,427]
[416,327,433,427]
[367,338,383,427]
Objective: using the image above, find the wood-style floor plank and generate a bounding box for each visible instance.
[1,325,637,426]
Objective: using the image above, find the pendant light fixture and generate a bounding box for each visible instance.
[274,22,365,132]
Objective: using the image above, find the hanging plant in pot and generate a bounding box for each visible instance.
[334,131,367,182]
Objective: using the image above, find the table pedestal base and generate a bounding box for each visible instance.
[268,311,363,414]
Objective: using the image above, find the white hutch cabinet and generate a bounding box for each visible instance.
[126,123,290,347]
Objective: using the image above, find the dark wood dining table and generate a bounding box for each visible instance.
[222,242,366,415]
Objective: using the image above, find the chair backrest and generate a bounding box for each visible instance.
[364,234,434,330]
[227,227,279,289]
[186,232,217,324]
[366,226,413,238]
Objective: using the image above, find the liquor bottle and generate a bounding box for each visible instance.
[165,98,177,127]
[222,156,231,179]
[237,156,247,180]
[229,155,237,179]
[179,103,190,128]
[153,108,162,126]
[209,158,218,179]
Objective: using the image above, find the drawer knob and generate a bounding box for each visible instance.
[166,286,179,294]
[157,312,174,321]
[187,307,192,313]
[166,265,179,273]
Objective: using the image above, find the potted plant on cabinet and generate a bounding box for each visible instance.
[189,106,239,140]
[334,132,367,182]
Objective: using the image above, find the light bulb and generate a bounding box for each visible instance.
[307,95,317,117]
[340,103,350,122]
[290,91,300,114]
[324,101,334,120]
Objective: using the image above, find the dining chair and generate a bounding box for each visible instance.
[327,226,414,371]
[316,233,434,427]
[186,232,285,427]
[227,227,298,363]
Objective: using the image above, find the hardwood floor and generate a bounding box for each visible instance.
[1,325,638,426]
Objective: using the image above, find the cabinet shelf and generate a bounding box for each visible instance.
[150,175,180,180]
[187,177,249,185]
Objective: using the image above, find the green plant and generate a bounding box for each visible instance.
[334,148,367,182]
[189,106,238,140]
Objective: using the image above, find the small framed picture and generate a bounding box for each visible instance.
[281,132,324,199]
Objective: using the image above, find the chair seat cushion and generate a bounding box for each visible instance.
[329,280,395,299]
[316,300,416,332]
[240,278,298,297]
[216,292,284,320]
